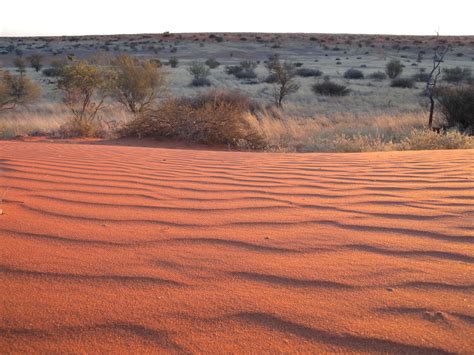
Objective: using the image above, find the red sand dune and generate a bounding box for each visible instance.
[1,141,473,353]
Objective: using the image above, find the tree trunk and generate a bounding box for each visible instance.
[428,95,435,129]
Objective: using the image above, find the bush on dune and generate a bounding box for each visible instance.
[121,91,265,148]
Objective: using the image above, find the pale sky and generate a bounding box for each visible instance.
[1,0,473,37]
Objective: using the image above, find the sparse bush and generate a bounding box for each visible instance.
[442,67,471,83]
[58,61,114,136]
[13,57,27,74]
[205,58,220,69]
[226,61,257,79]
[188,62,211,86]
[344,68,364,79]
[386,59,403,79]
[295,68,323,77]
[312,79,349,96]
[435,85,474,132]
[266,57,300,106]
[28,54,43,72]
[112,55,166,114]
[368,71,387,80]
[412,72,430,82]
[122,90,265,148]
[0,70,40,111]
[42,60,67,77]
[390,77,415,88]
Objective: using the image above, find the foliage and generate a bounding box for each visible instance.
[385,59,403,79]
[112,55,166,114]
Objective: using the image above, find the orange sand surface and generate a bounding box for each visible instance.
[1,141,473,353]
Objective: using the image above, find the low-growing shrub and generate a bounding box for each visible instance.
[412,72,430,82]
[295,68,323,77]
[121,90,265,148]
[435,85,474,132]
[205,58,220,69]
[191,78,211,87]
[442,67,472,83]
[312,79,350,96]
[169,57,178,68]
[390,77,415,88]
[368,71,387,80]
[344,69,364,79]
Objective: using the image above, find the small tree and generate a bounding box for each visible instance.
[58,61,114,136]
[267,57,300,106]
[0,70,40,111]
[424,37,450,129]
[385,59,403,79]
[28,54,43,72]
[112,55,166,114]
[13,57,27,74]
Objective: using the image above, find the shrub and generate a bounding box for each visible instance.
[42,60,67,77]
[169,57,178,68]
[442,67,471,83]
[122,90,265,148]
[343,68,364,79]
[205,58,220,69]
[225,66,242,76]
[58,61,114,136]
[234,70,257,79]
[111,55,166,114]
[13,57,27,74]
[412,72,430,82]
[390,77,415,88]
[368,71,387,80]
[435,85,474,132]
[386,59,403,78]
[295,68,323,77]
[264,73,278,83]
[312,79,350,96]
[267,58,300,106]
[28,54,43,72]
[226,61,257,79]
[191,77,211,87]
[0,70,41,111]
[188,62,210,87]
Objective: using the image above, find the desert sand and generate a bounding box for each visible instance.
[0,141,473,353]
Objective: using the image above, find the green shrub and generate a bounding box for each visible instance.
[188,62,211,86]
[386,59,403,79]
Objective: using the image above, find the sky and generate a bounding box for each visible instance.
[1,0,473,37]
